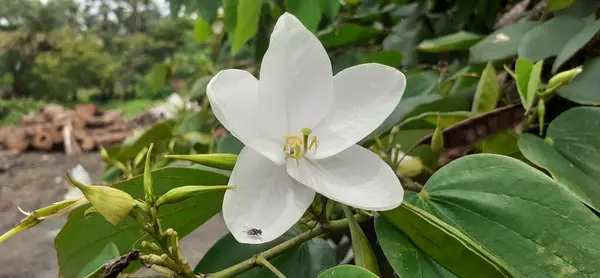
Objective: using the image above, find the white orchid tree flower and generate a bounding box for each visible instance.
[207,13,406,244]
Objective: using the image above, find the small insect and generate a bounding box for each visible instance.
[243,226,263,241]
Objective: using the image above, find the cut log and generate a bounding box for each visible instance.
[74,129,95,152]
[75,104,97,118]
[93,131,131,147]
[41,104,67,122]
[7,127,29,152]
[32,127,53,151]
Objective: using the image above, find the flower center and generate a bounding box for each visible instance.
[283,128,319,163]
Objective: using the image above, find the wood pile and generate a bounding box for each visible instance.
[0,104,153,155]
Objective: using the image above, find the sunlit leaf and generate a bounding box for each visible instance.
[231,0,262,55]
[526,60,543,111]
[194,17,213,44]
[547,0,577,12]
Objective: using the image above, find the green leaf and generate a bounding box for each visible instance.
[481,131,519,155]
[286,0,322,33]
[117,121,174,161]
[360,50,403,68]
[79,242,119,278]
[526,60,543,111]
[471,62,499,113]
[321,0,341,21]
[231,0,262,55]
[557,57,600,105]
[518,16,585,62]
[319,24,380,48]
[56,167,229,278]
[342,206,379,275]
[407,154,600,277]
[218,132,244,155]
[146,63,171,90]
[401,111,472,130]
[519,107,600,213]
[418,31,483,53]
[447,65,485,97]
[196,0,221,22]
[375,216,457,278]
[318,265,378,278]
[552,19,600,73]
[194,227,335,277]
[547,0,577,12]
[382,202,514,278]
[469,21,537,63]
[515,58,533,106]
[193,17,213,44]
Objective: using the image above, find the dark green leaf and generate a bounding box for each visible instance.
[469,21,537,63]
[547,0,577,12]
[194,17,212,44]
[286,0,322,32]
[557,57,600,105]
[56,167,229,278]
[360,51,403,68]
[518,16,585,62]
[552,19,600,73]
[319,24,380,48]
[321,0,341,21]
[407,154,600,277]
[342,206,379,275]
[196,0,221,22]
[117,121,174,161]
[472,62,499,113]
[375,216,457,278]
[195,227,335,277]
[480,131,519,155]
[218,132,244,155]
[418,31,483,53]
[317,265,379,278]
[79,242,119,278]
[231,0,262,55]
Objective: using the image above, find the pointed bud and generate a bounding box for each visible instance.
[431,114,444,153]
[67,174,134,226]
[100,146,110,161]
[537,99,546,136]
[164,153,237,170]
[155,185,235,207]
[144,144,155,205]
[548,66,582,89]
[84,207,98,217]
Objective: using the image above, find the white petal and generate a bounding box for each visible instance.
[224,147,315,244]
[287,145,403,211]
[311,64,406,159]
[207,69,285,164]
[258,13,334,134]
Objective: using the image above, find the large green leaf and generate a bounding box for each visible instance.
[117,121,174,161]
[317,265,379,278]
[55,167,229,278]
[418,31,483,53]
[519,107,600,212]
[469,21,537,63]
[231,0,262,55]
[321,0,340,21]
[194,227,335,277]
[472,62,499,113]
[518,16,585,62]
[557,57,600,105]
[79,242,119,278]
[407,154,600,277]
[552,19,600,73]
[375,216,457,278]
[196,0,221,22]
[286,0,321,32]
[361,50,403,68]
[319,24,380,48]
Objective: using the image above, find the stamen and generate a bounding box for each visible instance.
[283,128,319,163]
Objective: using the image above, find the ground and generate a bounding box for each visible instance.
[0,151,227,278]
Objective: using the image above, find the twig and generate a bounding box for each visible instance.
[254,255,287,278]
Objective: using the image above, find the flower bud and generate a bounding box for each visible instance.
[397,156,424,178]
[144,144,156,205]
[164,153,238,170]
[155,185,235,207]
[548,66,582,89]
[431,115,444,153]
[67,174,134,226]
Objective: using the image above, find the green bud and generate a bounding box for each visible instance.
[537,99,546,136]
[160,254,182,272]
[144,144,155,205]
[84,207,98,217]
[164,153,238,171]
[155,185,235,207]
[397,156,424,178]
[548,66,582,89]
[141,254,165,266]
[99,146,110,161]
[67,174,134,226]
[431,114,444,153]
[134,146,148,168]
[141,241,162,253]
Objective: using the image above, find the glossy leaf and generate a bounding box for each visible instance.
[518,16,584,62]
[375,216,457,278]
[56,167,229,278]
[526,60,543,111]
[231,0,262,55]
[552,19,600,73]
[194,227,335,277]
[194,17,212,44]
[418,31,482,53]
[558,57,600,105]
[407,154,600,277]
[469,21,537,63]
[472,62,499,113]
[319,24,380,48]
[519,107,600,213]
[317,265,379,278]
[360,51,403,68]
[286,0,321,33]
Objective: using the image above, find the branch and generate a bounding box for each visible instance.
[207,214,371,278]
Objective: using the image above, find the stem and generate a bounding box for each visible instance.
[209,214,370,278]
[255,255,287,278]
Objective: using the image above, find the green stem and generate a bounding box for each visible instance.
[255,255,287,278]
[209,214,370,278]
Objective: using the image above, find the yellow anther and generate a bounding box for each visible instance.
[283,128,319,163]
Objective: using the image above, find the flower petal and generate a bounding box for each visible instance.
[207,69,285,165]
[311,64,406,159]
[258,13,334,133]
[287,145,403,211]
[224,147,315,244]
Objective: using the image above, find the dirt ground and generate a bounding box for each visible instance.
[0,151,228,278]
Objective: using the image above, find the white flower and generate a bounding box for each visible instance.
[150,93,200,119]
[207,13,406,244]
